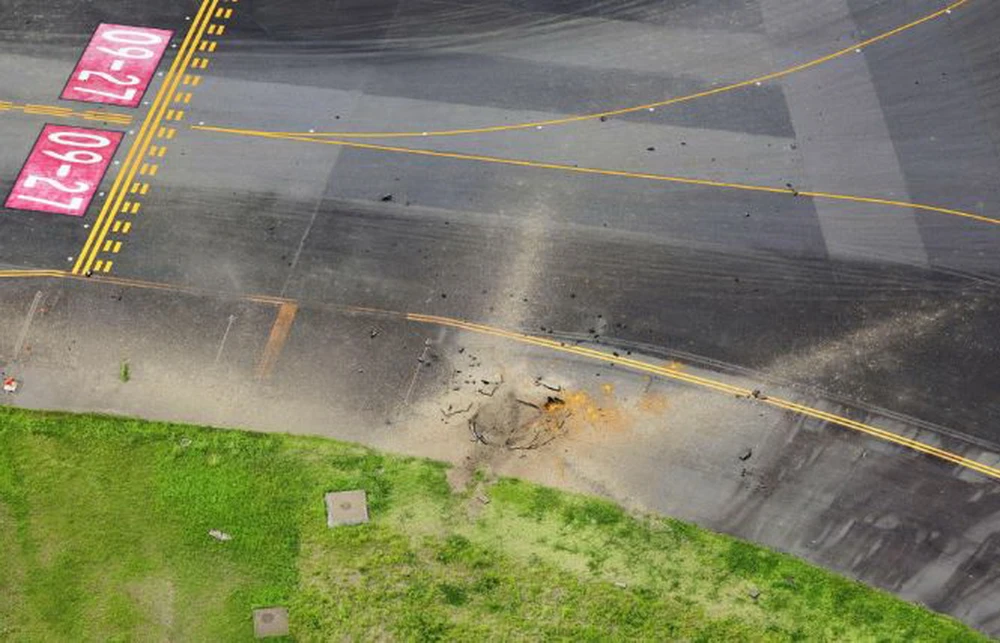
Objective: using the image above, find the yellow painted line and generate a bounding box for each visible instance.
[2,261,990,481]
[165,128,177,139]
[121,221,132,233]
[255,302,298,379]
[140,183,150,195]
[215,25,226,36]
[404,312,1000,482]
[112,241,122,253]
[223,8,233,19]
[0,269,67,279]
[146,164,159,177]
[130,202,141,214]
[215,7,225,17]
[207,24,218,35]
[24,104,73,115]
[0,101,132,125]
[198,40,209,51]
[249,0,970,140]
[102,239,113,252]
[113,220,123,233]
[191,75,202,87]
[129,183,139,194]
[101,260,113,273]
[207,41,217,52]
[156,146,167,158]
[73,0,218,276]
[196,126,1000,227]
[122,200,132,212]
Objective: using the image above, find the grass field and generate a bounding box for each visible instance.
[0,407,986,641]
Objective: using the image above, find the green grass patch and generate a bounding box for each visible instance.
[0,407,986,641]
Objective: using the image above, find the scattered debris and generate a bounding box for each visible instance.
[748,586,761,600]
[750,389,767,400]
[380,193,393,202]
[476,494,491,505]
[2,377,18,393]
[477,375,503,397]
[369,327,381,339]
[208,529,232,542]
[535,378,562,392]
[739,448,753,461]
[614,581,628,589]
[646,146,655,151]
[441,402,473,418]
[179,437,192,448]
[599,115,608,122]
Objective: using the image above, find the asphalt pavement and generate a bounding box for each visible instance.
[2,0,1000,634]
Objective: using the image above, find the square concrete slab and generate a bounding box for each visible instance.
[253,607,289,638]
[325,489,369,527]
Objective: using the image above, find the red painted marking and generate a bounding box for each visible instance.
[4,124,123,217]
[61,24,173,108]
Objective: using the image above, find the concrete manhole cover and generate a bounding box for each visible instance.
[252,607,289,638]
[325,489,369,527]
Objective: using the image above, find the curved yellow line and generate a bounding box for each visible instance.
[193,126,1000,226]
[233,0,968,140]
[405,312,1000,481]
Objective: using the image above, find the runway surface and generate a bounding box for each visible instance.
[2,0,1000,633]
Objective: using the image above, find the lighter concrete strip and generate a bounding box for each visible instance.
[759,0,928,266]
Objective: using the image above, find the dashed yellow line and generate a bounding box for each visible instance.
[194,126,1000,227]
[240,0,970,140]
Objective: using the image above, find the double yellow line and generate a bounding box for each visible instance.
[0,101,132,126]
[406,313,1000,482]
[0,265,995,481]
[72,0,219,276]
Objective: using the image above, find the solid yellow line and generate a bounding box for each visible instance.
[243,0,970,140]
[404,312,1000,481]
[73,0,216,275]
[194,127,999,226]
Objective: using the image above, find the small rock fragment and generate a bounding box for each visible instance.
[535,378,562,392]
[748,586,761,599]
[739,449,753,461]
[208,529,232,542]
